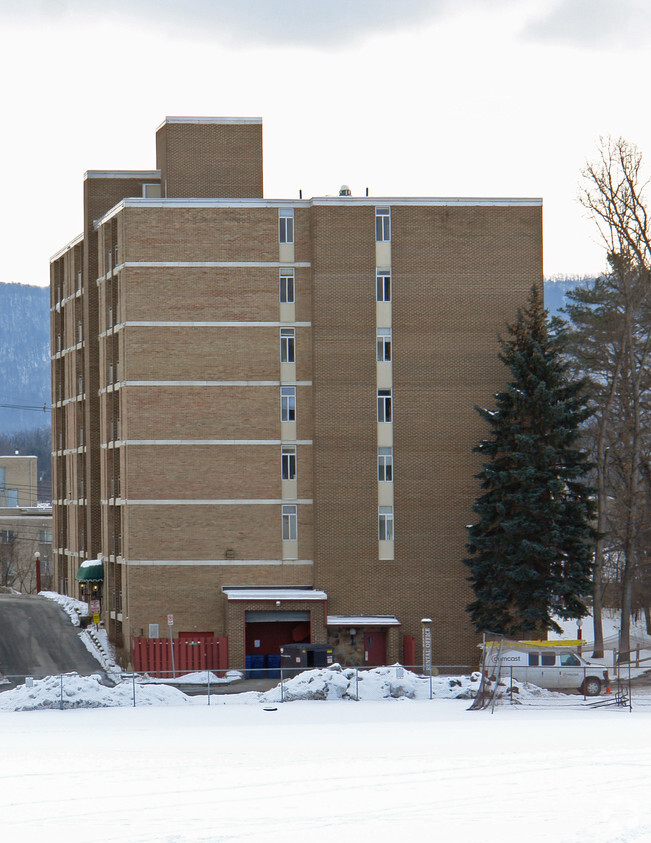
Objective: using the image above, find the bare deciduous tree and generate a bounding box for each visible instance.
[577,138,651,660]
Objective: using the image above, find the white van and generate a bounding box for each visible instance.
[483,642,607,696]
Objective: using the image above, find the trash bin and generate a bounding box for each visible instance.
[280,643,334,676]
[266,654,281,679]
[245,654,266,679]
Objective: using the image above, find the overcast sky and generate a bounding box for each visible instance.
[3,0,651,286]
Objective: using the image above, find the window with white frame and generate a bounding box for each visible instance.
[282,504,297,540]
[378,447,393,481]
[281,445,296,480]
[377,388,392,422]
[280,328,295,363]
[379,506,394,541]
[280,269,295,303]
[281,386,296,421]
[376,269,391,302]
[279,208,294,244]
[375,207,391,241]
[377,328,392,362]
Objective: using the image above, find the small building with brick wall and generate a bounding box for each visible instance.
[50,116,542,671]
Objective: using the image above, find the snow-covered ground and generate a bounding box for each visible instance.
[2,698,651,842]
[7,593,645,839]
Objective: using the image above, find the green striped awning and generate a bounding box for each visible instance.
[75,560,104,582]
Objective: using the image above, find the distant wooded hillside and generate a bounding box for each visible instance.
[0,282,50,435]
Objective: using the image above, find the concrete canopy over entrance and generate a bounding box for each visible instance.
[327,615,402,667]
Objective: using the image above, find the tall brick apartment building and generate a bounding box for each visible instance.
[50,117,542,669]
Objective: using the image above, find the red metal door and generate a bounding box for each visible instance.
[363,630,386,666]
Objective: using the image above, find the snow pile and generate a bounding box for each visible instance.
[234,664,485,704]
[0,674,191,711]
[39,591,89,627]
[79,625,122,678]
[141,670,243,685]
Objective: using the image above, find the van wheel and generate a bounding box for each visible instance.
[583,677,601,697]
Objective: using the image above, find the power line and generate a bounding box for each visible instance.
[0,402,50,412]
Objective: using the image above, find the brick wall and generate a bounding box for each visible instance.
[156,119,263,199]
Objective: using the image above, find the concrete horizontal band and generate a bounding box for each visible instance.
[123,559,313,567]
[107,380,312,388]
[118,261,312,269]
[118,499,314,505]
[101,439,313,447]
[107,320,312,329]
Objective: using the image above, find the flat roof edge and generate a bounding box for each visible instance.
[96,194,542,226]
[85,170,161,180]
[50,232,84,263]
[157,116,263,131]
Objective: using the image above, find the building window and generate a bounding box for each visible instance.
[377,389,392,422]
[376,270,391,302]
[378,447,393,481]
[375,207,391,242]
[377,328,392,362]
[280,328,295,363]
[279,269,295,303]
[279,209,294,244]
[282,504,297,541]
[281,386,296,422]
[281,446,296,480]
[379,506,394,541]
[0,529,14,544]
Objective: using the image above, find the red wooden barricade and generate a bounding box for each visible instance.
[131,636,229,676]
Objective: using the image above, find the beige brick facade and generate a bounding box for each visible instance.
[51,117,542,669]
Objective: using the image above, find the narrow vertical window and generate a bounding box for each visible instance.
[375,207,391,241]
[376,328,392,362]
[377,389,392,423]
[281,445,296,480]
[282,504,298,540]
[378,447,393,481]
[379,506,394,540]
[279,208,294,244]
[376,269,391,302]
[280,328,295,363]
[280,269,295,303]
[281,386,296,422]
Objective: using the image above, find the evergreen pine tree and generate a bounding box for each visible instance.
[464,285,597,636]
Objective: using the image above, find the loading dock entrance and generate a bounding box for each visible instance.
[245,610,310,657]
